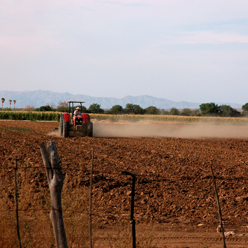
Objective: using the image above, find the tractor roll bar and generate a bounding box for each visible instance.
[66,100,85,104]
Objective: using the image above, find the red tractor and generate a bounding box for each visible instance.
[59,100,93,137]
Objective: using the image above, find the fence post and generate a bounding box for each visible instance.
[14,159,22,248]
[210,164,226,248]
[89,150,94,248]
[40,141,68,248]
[122,171,136,248]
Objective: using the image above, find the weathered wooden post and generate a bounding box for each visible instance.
[40,141,68,248]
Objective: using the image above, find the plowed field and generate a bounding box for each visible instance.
[1,120,248,247]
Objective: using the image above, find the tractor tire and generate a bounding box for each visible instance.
[63,120,69,138]
[59,116,63,136]
[87,122,93,137]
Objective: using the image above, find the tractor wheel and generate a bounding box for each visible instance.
[63,120,69,137]
[59,116,63,136]
[87,122,93,137]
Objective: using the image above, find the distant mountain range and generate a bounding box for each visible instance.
[0,90,242,109]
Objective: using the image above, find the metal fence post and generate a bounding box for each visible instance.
[14,159,22,248]
[210,164,226,248]
[122,171,136,248]
[89,150,94,248]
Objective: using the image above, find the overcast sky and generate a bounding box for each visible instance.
[0,0,248,104]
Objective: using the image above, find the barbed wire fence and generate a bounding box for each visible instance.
[1,152,246,247]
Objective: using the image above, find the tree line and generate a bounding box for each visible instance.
[2,99,248,117]
[32,101,248,117]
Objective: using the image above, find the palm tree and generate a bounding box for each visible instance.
[1,98,5,110]
[13,100,16,109]
[9,100,12,109]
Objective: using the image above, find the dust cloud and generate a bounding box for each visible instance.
[93,121,248,139]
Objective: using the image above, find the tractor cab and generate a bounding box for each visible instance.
[59,100,93,137]
[67,101,90,126]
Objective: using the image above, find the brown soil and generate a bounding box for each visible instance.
[1,120,248,247]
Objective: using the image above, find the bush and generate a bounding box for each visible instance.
[242,103,248,112]
[180,108,192,116]
[219,105,241,117]
[57,106,68,112]
[133,104,145,114]
[124,103,134,114]
[56,101,68,112]
[124,103,144,114]
[88,103,104,114]
[199,103,220,116]
[170,108,180,115]
[36,105,54,112]
[145,106,159,115]
[242,103,248,116]
[159,109,170,115]
[109,105,124,114]
[191,109,201,116]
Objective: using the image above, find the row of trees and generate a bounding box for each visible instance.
[1,98,16,109]
[35,102,201,116]
[32,101,248,117]
[199,103,247,117]
[2,99,248,117]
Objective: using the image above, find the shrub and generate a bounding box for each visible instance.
[109,105,124,114]
[242,103,248,112]
[199,102,221,116]
[159,109,170,115]
[133,104,145,114]
[145,106,159,115]
[170,107,180,115]
[242,103,248,116]
[180,108,192,116]
[88,103,104,114]
[124,103,144,114]
[219,105,241,117]
[191,109,201,116]
[37,105,54,111]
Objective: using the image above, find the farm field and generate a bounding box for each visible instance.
[1,120,248,247]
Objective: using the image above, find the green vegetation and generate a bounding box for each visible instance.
[145,106,159,115]
[35,105,54,111]
[169,107,180,115]
[56,101,68,112]
[109,105,124,114]
[242,103,248,116]
[1,99,247,118]
[200,102,242,117]
[0,111,60,121]
[199,102,220,115]
[219,104,241,117]
[88,103,104,114]
[9,126,32,131]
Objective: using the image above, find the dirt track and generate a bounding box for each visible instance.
[1,120,248,247]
